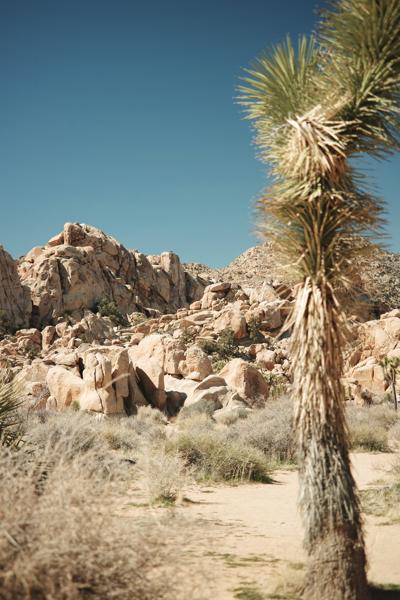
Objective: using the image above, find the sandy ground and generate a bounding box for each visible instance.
[123,453,400,599]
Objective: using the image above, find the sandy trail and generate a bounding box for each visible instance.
[124,453,400,599]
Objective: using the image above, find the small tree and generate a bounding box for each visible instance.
[0,373,23,449]
[379,356,400,411]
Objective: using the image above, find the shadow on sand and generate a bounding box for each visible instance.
[371,586,400,600]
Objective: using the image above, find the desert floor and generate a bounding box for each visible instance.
[122,452,400,600]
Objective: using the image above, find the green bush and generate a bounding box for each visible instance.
[247,318,263,342]
[179,328,197,349]
[0,310,13,339]
[260,371,289,400]
[199,328,238,360]
[95,297,127,326]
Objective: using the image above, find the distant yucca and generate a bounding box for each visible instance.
[0,373,23,449]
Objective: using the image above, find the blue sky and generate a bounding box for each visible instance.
[1,0,399,266]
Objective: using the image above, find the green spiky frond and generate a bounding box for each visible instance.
[320,0,400,157]
[238,36,320,167]
[239,0,400,288]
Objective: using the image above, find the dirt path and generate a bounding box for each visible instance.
[124,453,400,599]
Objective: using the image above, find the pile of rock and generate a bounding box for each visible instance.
[1,222,399,419]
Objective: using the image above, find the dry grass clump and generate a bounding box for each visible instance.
[361,457,400,523]
[346,404,399,452]
[136,444,188,505]
[170,414,272,483]
[0,414,205,600]
[228,396,296,466]
[388,420,400,449]
[100,406,167,451]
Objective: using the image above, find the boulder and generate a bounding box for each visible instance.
[80,351,125,414]
[348,358,387,394]
[42,325,57,351]
[46,366,85,410]
[213,303,248,339]
[179,344,212,381]
[245,301,282,332]
[0,246,31,330]
[219,358,269,407]
[182,374,247,416]
[356,316,400,361]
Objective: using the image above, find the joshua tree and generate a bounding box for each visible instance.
[239,1,400,598]
[379,356,400,411]
[0,372,23,449]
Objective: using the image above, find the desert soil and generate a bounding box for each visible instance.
[123,453,400,599]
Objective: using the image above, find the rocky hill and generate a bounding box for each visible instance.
[0,222,399,421]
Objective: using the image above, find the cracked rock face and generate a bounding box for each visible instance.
[0,246,31,330]
[17,223,208,326]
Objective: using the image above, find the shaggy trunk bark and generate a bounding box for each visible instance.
[392,378,398,411]
[292,278,370,600]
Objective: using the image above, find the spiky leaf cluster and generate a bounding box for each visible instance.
[239,0,400,289]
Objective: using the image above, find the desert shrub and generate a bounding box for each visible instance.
[170,417,271,483]
[199,328,238,360]
[211,358,229,373]
[215,408,249,426]
[361,457,400,523]
[228,397,296,465]
[100,408,166,452]
[388,420,400,448]
[95,297,127,326]
[23,411,130,483]
[247,318,263,342]
[259,371,290,400]
[0,310,13,339]
[0,445,205,600]
[0,374,24,449]
[136,444,187,505]
[129,311,147,325]
[346,404,399,452]
[179,328,197,348]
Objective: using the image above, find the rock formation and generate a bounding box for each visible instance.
[1,222,400,417]
[16,222,208,326]
[0,246,31,330]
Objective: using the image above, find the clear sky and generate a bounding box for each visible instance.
[1,0,399,266]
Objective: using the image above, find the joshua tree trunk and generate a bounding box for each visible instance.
[292,278,370,600]
[392,378,398,412]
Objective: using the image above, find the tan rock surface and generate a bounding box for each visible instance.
[219,358,269,407]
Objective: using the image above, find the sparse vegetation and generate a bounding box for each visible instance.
[95,296,127,326]
[170,414,272,483]
[247,318,263,342]
[179,327,198,349]
[200,328,241,372]
[228,397,296,466]
[0,310,13,339]
[0,408,207,600]
[361,457,400,524]
[260,371,289,400]
[379,356,400,411]
[347,404,399,452]
[136,444,187,505]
